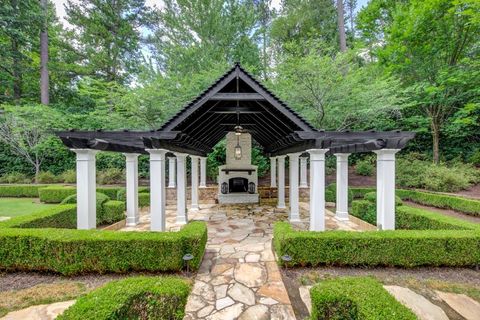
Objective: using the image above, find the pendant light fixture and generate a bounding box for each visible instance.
[234,74,242,160]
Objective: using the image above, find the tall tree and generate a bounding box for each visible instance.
[337,0,347,51]
[377,0,480,163]
[345,0,357,34]
[40,0,49,105]
[254,0,273,80]
[0,0,41,103]
[65,0,152,83]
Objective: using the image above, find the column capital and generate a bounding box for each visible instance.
[287,152,302,158]
[123,153,140,160]
[70,149,99,160]
[167,156,176,160]
[277,155,287,159]
[307,148,329,160]
[146,149,168,161]
[189,155,200,160]
[174,152,188,158]
[374,149,400,161]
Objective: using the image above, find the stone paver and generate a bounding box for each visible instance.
[435,290,480,320]
[0,300,75,320]
[298,286,313,314]
[384,286,449,320]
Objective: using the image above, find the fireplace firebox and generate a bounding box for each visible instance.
[229,177,248,193]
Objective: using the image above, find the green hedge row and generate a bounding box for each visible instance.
[273,222,480,267]
[351,187,376,199]
[310,277,416,320]
[0,205,77,229]
[397,189,480,216]
[350,192,403,226]
[38,186,76,203]
[0,184,48,197]
[58,276,191,320]
[0,221,207,275]
[325,183,354,204]
[117,189,150,207]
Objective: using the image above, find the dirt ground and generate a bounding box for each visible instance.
[281,266,480,320]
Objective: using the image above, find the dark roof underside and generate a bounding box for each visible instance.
[58,64,415,156]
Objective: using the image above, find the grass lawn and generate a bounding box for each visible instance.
[0,198,55,217]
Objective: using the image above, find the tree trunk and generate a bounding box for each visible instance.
[337,0,347,52]
[430,117,441,164]
[40,0,49,105]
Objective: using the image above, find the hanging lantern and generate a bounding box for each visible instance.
[234,136,242,160]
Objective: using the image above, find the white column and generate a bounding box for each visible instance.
[199,157,207,188]
[334,153,350,221]
[288,153,301,222]
[299,156,308,188]
[72,149,98,230]
[270,157,277,188]
[307,149,328,231]
[374,149,400,230]
[190,155,199,211]
[168,156,176,188]
[146,149,167,231]
[175,152,188,224]
[124,153,140,226]
[277,155,286,209]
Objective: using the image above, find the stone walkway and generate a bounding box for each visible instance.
[0,300,75,320]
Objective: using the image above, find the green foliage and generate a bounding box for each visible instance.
[38,186,76,203]
[60,170,76,183]
[0,204,77,229]
[325,183,354,204]
[60,192,113,225]
[58,277,191,320]
[363,192,403,207]
[36,171,58,184]
[0,221,207,275]
[350,187,376,199]
[97,168,125,185]
[355,160,374,176]
[96,187,124,200]
[0,172,31,184]
[273,222,480,267]
[310,277,417,320]
[397,189,480,216]
[468,149,480,167]
[102,201,126,225]
[116,189,149,208]
[351,200,376,225]
[0,184,46,197]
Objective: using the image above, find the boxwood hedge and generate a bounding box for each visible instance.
[0,221,207,275]
[60,192,121,226]
[0,184,47,197]
[0,204,77,229]
[325,183,354,204]
[273,222,480,267]
[396,189,480,216]
[310,277,416,320]
[58,276,191,320]
[38,186,76,203]
[117,189,150,207]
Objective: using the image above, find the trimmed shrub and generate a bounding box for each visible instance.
[273,222,480,267]
[97,168,125,185]
[351,200,376,225]
[102,200,126,224]
[38,186,76,203]
[0,205,77,229]
[36,171,58,184]
[355,160,374,176]
[0,221,207,275]
[310,277,416,320]
[396,206,479,230]
[0,172,31,184]
[139,186,150,193]
[61,192,113,225]
[325,183,353,204]
[363,191,403,206]
[396,189,480,216]
[60,170,76,183]
[96,187,124,200]
[351,187,375,199]
[0,184,46,197]
[58,277,191,320]
[117,189,150,208]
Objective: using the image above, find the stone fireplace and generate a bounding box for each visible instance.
[218,132,259,204]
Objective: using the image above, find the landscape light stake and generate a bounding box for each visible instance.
[183,253,194,276]
[281,254,292,275]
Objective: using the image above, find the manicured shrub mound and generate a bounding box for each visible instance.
[102,200,126,224]
[38,186,76,203]
[117,189,150,207]
[96,187,124,200]
[396,205,479,230]
[0,184,47,197]
[273,222,480,267]
[310,277,416,320]
[0,221,207,275]
[0,205,77,229]
[58,276,191,320]
[325,183,353,204]
[60,192,116,226]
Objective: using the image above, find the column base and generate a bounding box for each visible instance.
[277,204,286,209]
[150,225,165,232]
[167,185,176,188]
[126,216,139,226]
[199,184,207,188]
[335,211,349,221]
[289,216,301,223]
[189,205,199,211]
[176,216,187,225]
[270,184,277,188]
[299,184,308,188]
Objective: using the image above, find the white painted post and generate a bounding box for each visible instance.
[124,153,140,226]
[299,156,308,188]
[270,157,277,188]
[334,153,350,221]
[72,149,98,230]
[190,155,199,211]
[307,149,329,231]
[168,156,176,188]
[288,153,301,222]
[374,149,400,230]
[175,152,188,224]
[199,157,207,188]
[146,149,167,231]
[277,155,286,209]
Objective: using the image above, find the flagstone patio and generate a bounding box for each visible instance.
[121,202,369,320]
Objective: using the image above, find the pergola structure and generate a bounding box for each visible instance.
[58,63,415,232]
